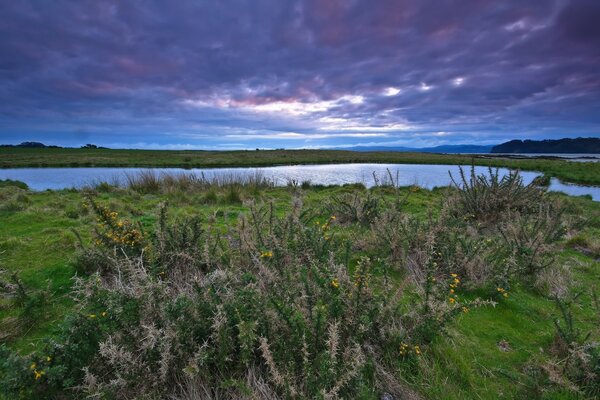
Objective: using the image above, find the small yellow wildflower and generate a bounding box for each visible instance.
[30,363,36,370]
[450,273,458,278]
[462,307,470,313]
[46,356,52,362]
[260,250,273,258]
[449,289,455,294]
[449,297,456,304]
[399,342,409,356]
[414,345,421,355]
[503,292,509,298]
[89,314,97,319]
[101,311,107,317]
[330,215,336,220]
[33,370,45,380]
[331,279,339,289]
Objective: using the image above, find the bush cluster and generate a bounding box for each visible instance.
[0,168,573,399]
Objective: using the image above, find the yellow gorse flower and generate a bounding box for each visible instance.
[260,250,273,258]
[399,342,409,356]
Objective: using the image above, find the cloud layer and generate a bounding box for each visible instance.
[1,0,599,149]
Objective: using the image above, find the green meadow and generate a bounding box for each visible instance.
[0,170,599,399]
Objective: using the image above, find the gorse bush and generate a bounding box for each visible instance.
[325,191,381,226]
[371,170,565,297]
[523,294,600,398]
[1,192,490,399]
[0,269,47,340]
[450,166,544,223]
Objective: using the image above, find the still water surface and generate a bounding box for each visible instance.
[0,164,598,201]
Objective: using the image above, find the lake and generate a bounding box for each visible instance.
[1,164,599,201]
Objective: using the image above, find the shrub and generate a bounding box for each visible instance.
[497,203,566,280]
[0,197,489,399]
[449,166,544,223]
[548,294,600,397]
[324,191,381,225]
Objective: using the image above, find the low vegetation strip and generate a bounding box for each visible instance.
[0,169,599,399]
[1,147,600,185]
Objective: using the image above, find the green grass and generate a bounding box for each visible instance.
[2,147,600,185]
[0,181,599,398]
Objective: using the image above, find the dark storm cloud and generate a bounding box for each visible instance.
[0,0,598,148]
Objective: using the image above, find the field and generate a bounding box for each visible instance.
[2,147,600,185]
[0,170,599,399]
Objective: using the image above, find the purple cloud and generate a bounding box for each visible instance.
[0,0,598,149]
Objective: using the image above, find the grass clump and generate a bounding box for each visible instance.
[0,179,28,190]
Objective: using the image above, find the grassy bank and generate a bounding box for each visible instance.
[0,173,599,399]
[2,147,600,185]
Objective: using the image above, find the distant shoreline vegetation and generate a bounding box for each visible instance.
[490,137,600,154]
[0,142,107,149]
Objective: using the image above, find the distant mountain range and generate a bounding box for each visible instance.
[338,144,494,153]
[339,138,600,154]
[490,138,600,154]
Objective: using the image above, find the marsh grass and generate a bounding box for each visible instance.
[123,170,274,194]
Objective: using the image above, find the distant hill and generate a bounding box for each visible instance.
[0,142,107,149]
[491,138,600,154]
[0,141,58,148]
[338,144,494,153]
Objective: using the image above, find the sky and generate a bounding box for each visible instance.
[0,0,599,150]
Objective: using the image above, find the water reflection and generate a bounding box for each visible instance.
[0,164,598,201]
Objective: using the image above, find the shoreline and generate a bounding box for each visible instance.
[1,148,600,186]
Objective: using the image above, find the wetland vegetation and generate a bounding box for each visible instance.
[0,167,599,399]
